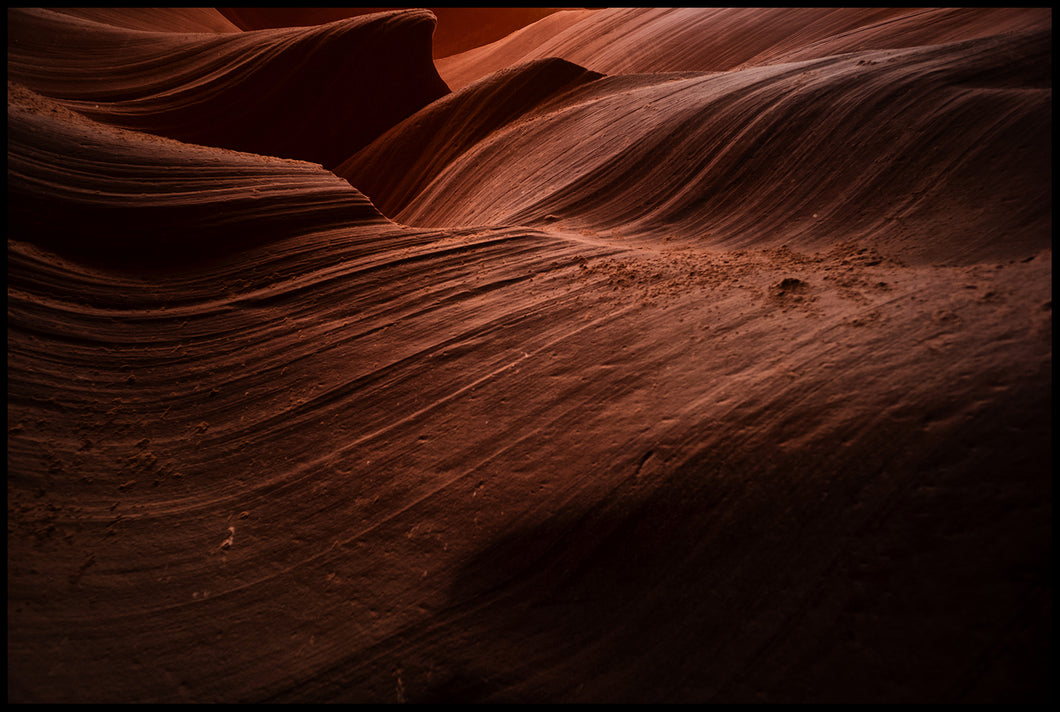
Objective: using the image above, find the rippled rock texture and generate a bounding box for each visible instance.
[7,7,1051,704]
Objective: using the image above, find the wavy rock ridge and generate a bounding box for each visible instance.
[437,7,1051,89]
[9,8,448,168]
[359,27,1051,266]
[7,6,1052,705]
